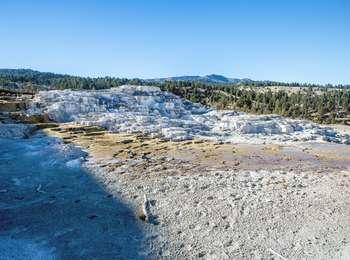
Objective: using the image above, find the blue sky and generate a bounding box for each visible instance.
[1,0,349,84]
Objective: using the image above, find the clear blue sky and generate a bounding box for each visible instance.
[1,0,349,84]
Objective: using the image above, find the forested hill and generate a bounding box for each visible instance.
[0,69,349,124]
[0,69,133,91]
[1,69,349,90]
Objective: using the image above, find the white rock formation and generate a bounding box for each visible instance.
[28,85,350,144]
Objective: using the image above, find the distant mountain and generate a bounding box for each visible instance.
[148,74,254,84]
[1,69,347,89]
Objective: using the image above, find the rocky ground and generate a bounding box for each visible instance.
[43,123,350,259]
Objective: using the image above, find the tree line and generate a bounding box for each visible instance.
[159,81,350,124]
[1,69,349,124]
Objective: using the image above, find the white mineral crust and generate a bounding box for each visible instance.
[27,85,350,144]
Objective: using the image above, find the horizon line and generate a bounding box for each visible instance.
[1,67,349,86]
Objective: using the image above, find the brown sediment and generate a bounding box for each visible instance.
[44,123,350,173]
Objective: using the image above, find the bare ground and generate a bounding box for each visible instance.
[39,123,350,259]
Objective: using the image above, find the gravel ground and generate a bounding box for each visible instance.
[87,153,350,259]
[1,121,350,259]
[40,123,350,259]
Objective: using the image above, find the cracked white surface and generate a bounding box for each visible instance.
[28,85,350,144]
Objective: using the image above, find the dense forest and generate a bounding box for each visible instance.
[160,81,350,124]
[0,69,135,90]
[1,69,349,124]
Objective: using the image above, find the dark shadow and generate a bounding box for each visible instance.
[0,132,147,259]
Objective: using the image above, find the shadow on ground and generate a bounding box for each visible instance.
[0,132,146,259]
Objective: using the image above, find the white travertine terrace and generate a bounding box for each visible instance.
[27,85,350,144]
